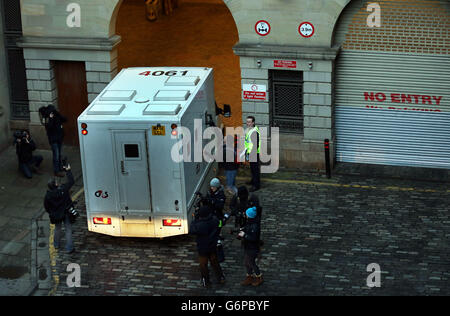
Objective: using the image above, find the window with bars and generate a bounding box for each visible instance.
[269,70,303,133]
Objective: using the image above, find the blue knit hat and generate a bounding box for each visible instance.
[246,206,257,218]
[210,177,221,188]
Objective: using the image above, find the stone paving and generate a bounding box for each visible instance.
[0,145,82,295]
[48,166,450,296]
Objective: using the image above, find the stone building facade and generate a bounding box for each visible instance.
[1,0,449,169]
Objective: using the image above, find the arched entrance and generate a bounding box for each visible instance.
[114,0,241,128]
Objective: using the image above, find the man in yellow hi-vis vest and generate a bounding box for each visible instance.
[244,116,261,192]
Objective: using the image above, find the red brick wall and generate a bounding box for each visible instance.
[343,0,450,55]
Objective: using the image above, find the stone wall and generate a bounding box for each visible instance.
[12,0,350,168]
[0,12,10,150]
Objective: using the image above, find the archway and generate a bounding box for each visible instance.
[114,0,241,128]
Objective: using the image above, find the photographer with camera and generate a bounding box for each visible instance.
[237,206,263,287]
[189,205,226,287]
[39,104,67,177]
[44,162,76,254]
[206,178,226,225]
[14,130,43,179]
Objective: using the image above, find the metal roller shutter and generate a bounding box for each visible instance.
[334,0,450,169]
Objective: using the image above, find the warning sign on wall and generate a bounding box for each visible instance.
[274,60,297,68]
[243,84,267,100]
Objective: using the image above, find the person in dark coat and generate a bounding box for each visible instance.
[229,185,249,229]
[15,130,43,179]
[43,105,67,177]
[189,206,225,287]
[44,164,75,253]
[223,134,239,195]
[206,178,226,224]
[238,206,263,286]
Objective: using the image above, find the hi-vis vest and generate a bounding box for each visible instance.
[244,126,261,154]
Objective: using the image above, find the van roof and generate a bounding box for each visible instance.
[78,67,212,121]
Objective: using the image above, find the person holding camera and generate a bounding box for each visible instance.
[189,205,226,287]
[44,163,75,253]
[14,130,43,179]
[206,178,226,225]
[238,206,263,286]
[40,105,67,177]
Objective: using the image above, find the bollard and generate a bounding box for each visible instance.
[324,139,331,178]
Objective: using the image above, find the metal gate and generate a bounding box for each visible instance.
[335,51,450,169]
[270,70,303,133]
[333,0,450,169]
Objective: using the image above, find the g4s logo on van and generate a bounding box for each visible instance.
[95,190,109,199]
[139,70,189,77]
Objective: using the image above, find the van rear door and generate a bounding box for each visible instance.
[113,130,152,221]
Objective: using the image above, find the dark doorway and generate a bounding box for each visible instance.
[54,61,89,146]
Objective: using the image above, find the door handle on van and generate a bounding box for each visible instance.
[121,160,128,174]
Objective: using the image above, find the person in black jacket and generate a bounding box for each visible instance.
[229,185,249,229]
[44,163,75,253]
[206,178,226,224]
[42,105,67,177]
[238,206,263,286]
[223,134,239,195]
[15,130,43,179]
[189,206,225,287]
[229,186,262,229]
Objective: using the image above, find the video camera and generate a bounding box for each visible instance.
[67,201,79,224]
[13,130,27,142]
[61,156,68,169]
[193,191,210,219]
[38,105,59,125]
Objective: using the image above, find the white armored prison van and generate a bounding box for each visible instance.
[77,67,218,238]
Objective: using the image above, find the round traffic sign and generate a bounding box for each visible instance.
[298,22,314,38]
[255,20,271,36]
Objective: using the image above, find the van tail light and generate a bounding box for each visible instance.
[81,123,88,135]
[93,217,111,225]
[163,219,181,227]
[171,124,178,136]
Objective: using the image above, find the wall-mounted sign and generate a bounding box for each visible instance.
[255,20,271,36]
[298,22,314,38]
[243,84,267,100]
[274,60,297,69]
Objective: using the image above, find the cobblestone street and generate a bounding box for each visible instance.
[49,167,450,296]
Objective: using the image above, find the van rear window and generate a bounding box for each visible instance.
[124,144,139,158]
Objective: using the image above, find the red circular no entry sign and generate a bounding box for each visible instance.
[255,20,271,36]
[298,22,314,38]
